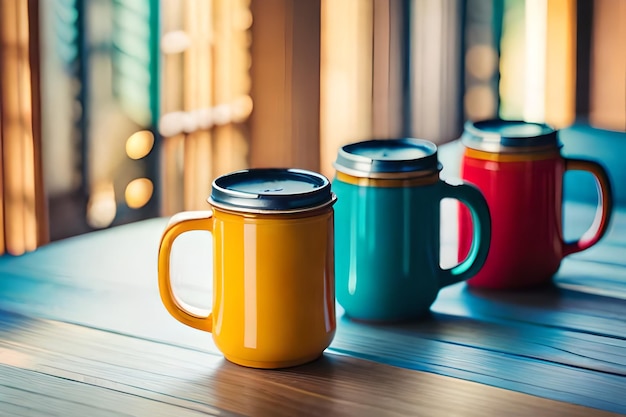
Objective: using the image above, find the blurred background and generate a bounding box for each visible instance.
[0,0,624,255]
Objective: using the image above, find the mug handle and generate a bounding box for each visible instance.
[158,210,214,332]
[562,158,613,256]
[438,181,491,288]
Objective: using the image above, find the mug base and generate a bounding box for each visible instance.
[224,352,323,369]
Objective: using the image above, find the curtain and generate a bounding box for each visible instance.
[0,0,48,256]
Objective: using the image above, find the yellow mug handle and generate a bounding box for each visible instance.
[158,210,214,332]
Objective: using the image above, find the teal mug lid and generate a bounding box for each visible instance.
[209,168,334,213]
[334,139,440,177]
[462,119,560,153]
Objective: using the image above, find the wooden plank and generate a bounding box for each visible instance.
[2,219,624,343]
[0,208,625,412]
[435,284,626,339]
[340,313,626,376]
[330,315,626,413]
[557,259,626,299]
[0,366,226,417]
[0,257,625,412]
[0,312,619,417]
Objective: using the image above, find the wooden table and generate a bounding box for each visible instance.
[1,138,625,416]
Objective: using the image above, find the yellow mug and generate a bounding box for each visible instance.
[158,168,337,369]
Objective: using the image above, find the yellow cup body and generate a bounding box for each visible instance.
[158,207,336,369]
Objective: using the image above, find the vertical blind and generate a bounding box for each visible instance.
[1,0,625,253]
[161,0,626,203]
[0,0,47,256]
[249,0,322,173]
[589,0,626,131]
[319,0,466,179]
[159,0,251,214]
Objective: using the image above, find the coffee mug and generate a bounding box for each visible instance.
[158,168,337,368]
[332,139,491,322]
[458,119,613,289]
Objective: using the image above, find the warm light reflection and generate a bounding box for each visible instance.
[158,97,253,137]
[545,0,576,128]
[0,347,32,368]
[524,0,547,123]
[466,45,498,81]
[234,8,253,31]
[161,30,191,54]
[160,0,251,214]
[500,0,572,125]
[320,0,373,180]
[125,130,155,160]
[87,181,117,228]
[0,0,46,255]
[465,85,497,121]
[231,95,253,123]
[125,178,154,209]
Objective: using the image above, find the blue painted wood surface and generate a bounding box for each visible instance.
[1,204,625,413]
[1,135,625,415]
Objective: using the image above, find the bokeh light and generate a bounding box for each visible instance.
[125,130,155,160]
[125,178,154,209]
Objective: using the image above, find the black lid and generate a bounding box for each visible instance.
[462,119,559,152]
[334,138,440,178]
[209,168,334,213]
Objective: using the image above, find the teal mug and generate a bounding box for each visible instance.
[332,139,491,322]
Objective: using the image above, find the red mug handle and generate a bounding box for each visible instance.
[562,158,613,256]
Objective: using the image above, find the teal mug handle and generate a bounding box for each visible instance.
[438,180,491,288]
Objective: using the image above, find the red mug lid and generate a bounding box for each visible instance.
[462,119,560,153]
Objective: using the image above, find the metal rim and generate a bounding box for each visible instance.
[209,168,333,212]
[334,138,440,177]
[462,119,560,153]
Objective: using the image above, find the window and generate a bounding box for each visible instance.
[1,0,624,255]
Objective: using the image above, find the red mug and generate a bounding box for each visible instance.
[458,119,613,289]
